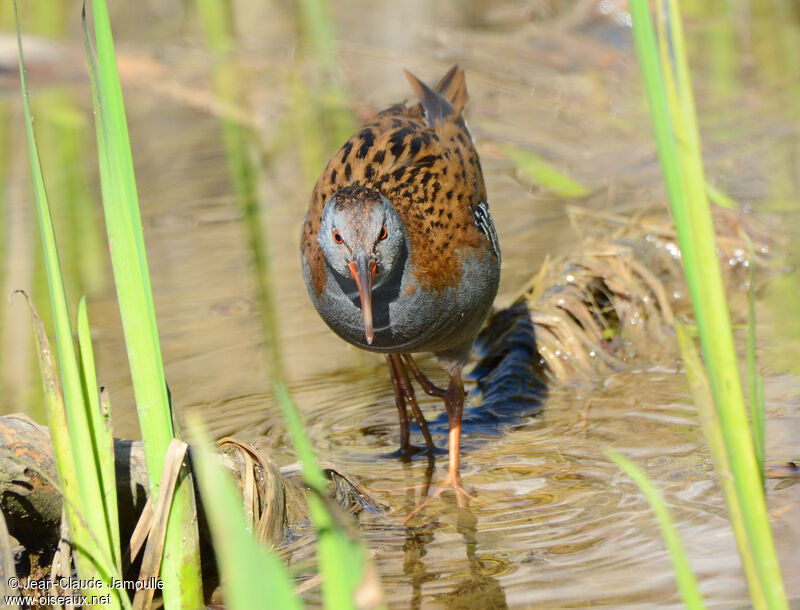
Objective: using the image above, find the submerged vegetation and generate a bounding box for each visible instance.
[0,0,798,608]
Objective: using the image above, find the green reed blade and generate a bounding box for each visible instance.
[705,182,738,210]
[195,0,286,383]
[675,322,766,609]
[290,74,329,184]
[16,292,88,575]
[19,293,128,609]
[275,382,369,609]
[628,0,694,263]
[606,449,706,610]
[82,1,203,605]
[503,144,591,198]
[660,1,783,602]
[78,296,120,572]
[629,0,787,605]
[14,4,123,602]
[743,234,765,482]
[190,419,301,610]
[82,0,172,460]
[755,369,765,475]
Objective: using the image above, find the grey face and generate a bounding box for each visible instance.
[318,187,405,285]
[318,185,406,344]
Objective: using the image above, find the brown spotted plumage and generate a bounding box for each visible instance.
[300,66,501,516]
[302,67,488,297]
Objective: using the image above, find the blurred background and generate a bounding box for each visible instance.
[1,0,799,606]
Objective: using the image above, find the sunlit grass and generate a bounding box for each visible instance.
[14,1,124,604]
[626,0,787,607]
[503,144,591,199]
[191,419,301,610]
[605,450,706,610]
[275,382,379,608]
[742,234,765,482]
[81,0,204,604]
[675,322,766,607]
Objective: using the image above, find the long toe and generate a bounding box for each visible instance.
[403,471,476,522]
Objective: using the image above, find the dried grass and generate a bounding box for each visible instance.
[518,207,770,384]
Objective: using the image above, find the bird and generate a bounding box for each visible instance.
[300,65,501,512]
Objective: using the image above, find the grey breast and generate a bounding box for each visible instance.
[303,240,500,358]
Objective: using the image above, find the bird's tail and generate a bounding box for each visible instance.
[435,65,468,115]
[404,64,469,126]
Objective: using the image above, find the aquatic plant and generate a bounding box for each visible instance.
[15,0,378,606]
[14,0,126,605]
[81,0,205,604]
[623,0,787,607]
[606,450,705,609]
[15,0,205,605]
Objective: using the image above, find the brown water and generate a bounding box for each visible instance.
[1,0,799,607]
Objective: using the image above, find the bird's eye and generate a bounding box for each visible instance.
[333,229,343,244]
[378,226,388,241]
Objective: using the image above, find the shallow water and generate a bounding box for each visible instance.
[2,0,800,606]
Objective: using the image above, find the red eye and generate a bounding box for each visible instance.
[378,226,388,241]
[333,229,343,244]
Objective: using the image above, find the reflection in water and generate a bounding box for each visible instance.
[469,301,546,424]
[443,509,508,609]
[403,508,508,610]
[402,520,435,610]
[396,462,445,606]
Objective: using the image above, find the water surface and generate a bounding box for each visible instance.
[1,1,799,606]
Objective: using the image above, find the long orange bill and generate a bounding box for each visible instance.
[348,253,377,344]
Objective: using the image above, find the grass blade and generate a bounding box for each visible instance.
[606,449,706,610]
[77,296,120,572]
[82,1,203,604]
[190,419,301,610]
[15,292,127,608]
[503,144,591,198]
[132,440,191,610]
[82,0,173,482]
[14,292,85,567]
[742,233,765,482]
[629,1,787,605]
[14,4,123,603]
[274,382,371,609]
[705,182,738,210]
[675,322,766,608]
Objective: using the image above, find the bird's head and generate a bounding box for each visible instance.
[318,185,405,344]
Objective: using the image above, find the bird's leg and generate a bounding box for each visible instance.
[405,370,475,521]
[386,354,410,455]
[396,356,435,453]
[402,355,464,476]
[402,354,447,398]
[443,373,464,480]
[388,354,435,454]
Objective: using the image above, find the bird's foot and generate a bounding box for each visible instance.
[403,471,476,522]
